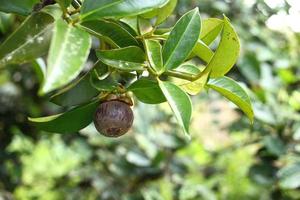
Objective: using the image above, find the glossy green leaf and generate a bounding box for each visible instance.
[96,46,146,71]
[41,19,91,94]
[28,100,99,133]
[200,18,224,45]
[155,0,177,25]
[203,16,240,78]
[51,74,99,107]
[0,12,54,68]
[191,40,214,63]
[163,8,201,70]
[0,0,39,15]
[207,76,254,123]
[128,78,166,104]
[81,0,169,21]
[145,39,164,74]
[159,81,192,137]
[55,0,72,12]
[80,19,139,48]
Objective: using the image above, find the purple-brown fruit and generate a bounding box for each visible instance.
[93,100,134,137]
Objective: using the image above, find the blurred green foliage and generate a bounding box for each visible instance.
[0,0,300,199]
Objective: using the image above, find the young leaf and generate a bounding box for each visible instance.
[207,76,254,123]
[200,18,224,45]
[128,78,166,104]
[145,39,164,74]
[41,19,91,94]
[96,46,146,71]
[163,8,201,70]
[191,40,214,63]
[80,19,139,48]
[81,0,169,21]
[51,73,99,107]
[155,0,177,25]
[0,0,39,15]
[159,81,192,137]
[28,100,99,133]
[0,12,54,68]
[203,16,240,78]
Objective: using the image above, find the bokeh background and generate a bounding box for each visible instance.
[1,0,300,199]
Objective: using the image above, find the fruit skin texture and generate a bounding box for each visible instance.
[93,100,134,137]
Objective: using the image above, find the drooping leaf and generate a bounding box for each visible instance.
[81,0,169,21]
[41,19,91,94]
[155,0,177,25]
[0,0,39,15]
[145,39,164,74]
[28,100,99,133]
[128,78,166,104]
[191,40,214,63]
[207,76,254,123]
[51,74,99,107]
[203,16,240,78]
[163,8,201,70]
[0,12,54,68]
[159,81,192,137]
[200,18,224,45]
[80,19,139,48]
[96,46,146,71]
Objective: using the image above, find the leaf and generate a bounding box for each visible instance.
[263,136,286,156]
[203,16,240,78]
[51,73,99,107]
[191,40,214,63]
[207,76,254,123]
[81,0,169,21]
[159,81,192,137]
[200,18,224,45]
[80,19,139,48]
[163,8,201,70]
[0,12,14,34]
[155,0,177,25]
[145,39,164,74]
[128,78,166,104]
[0,12,54,68]
[278,163,300,189]
[138,17,153,35]
[90,71,119,92]
[96,46,146,71]
[28,100,99,133]
[0,0,39,15]
[178,64,209,95]
[41,19,91,94]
